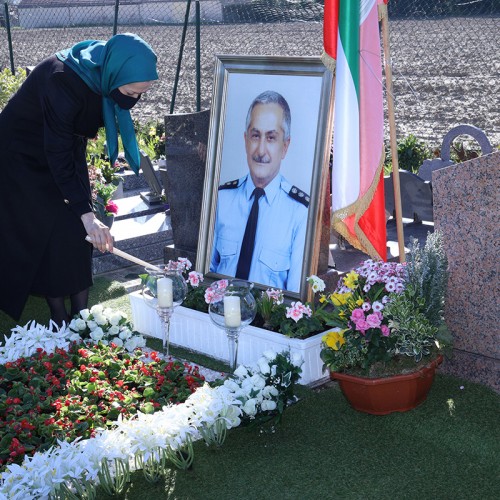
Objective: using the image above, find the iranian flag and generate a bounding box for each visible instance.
[323,0,387,261]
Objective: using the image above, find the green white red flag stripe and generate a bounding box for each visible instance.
[323,0,387,261]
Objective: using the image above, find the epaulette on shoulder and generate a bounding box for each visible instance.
[288,185,310,208]
[219,179,239,190]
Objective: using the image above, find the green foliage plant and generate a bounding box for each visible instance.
[135,120,166,160]
[384,133,432,175]
[0,67,26,110]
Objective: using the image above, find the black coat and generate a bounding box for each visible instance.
[0,56,104,319]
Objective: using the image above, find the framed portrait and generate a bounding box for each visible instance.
[196,55,334,301]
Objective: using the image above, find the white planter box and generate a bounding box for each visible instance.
[129,291,328,386]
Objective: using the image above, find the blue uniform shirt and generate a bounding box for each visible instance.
[210,173,309,292]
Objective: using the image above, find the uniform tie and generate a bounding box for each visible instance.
[235,187,265,279]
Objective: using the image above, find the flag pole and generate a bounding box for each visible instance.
[379,2,405,262]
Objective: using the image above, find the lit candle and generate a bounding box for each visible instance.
[224,295,241,328]
[157,277,173,307]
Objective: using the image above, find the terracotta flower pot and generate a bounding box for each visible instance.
[330,355,443,415]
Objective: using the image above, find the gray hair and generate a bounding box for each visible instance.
[245,90,291,142]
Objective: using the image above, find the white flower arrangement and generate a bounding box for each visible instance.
[68,304,146,352]
[223,350,304,425]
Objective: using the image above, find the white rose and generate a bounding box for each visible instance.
[270,365,277,377]
[108,312,123,326]
[69,333,82,343]
[242,398,257,416]
[80,309,90,320]
[108,325,120,336]
[261,400,277,412]
[90,304,103,315]
[241,378,254,390]
[125,337,138,352]
[291,353,304,367]
[257,358,271,375]
[223,380,240,392]
[263,350,277,361]
[93,313,107,326]
[250,374,266,389]
[135,336,146,348]
[90,329,104,342]
[111,337,123,347]
[119,329,132,340]
[268,386,279,397]
[87,320,97,331]
[234,365,249,379]
[75,318,87,331]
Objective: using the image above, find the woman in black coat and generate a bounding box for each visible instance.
[0,33,158,325]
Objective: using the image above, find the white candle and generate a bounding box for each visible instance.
[224,295,241,328]
[157,277,173,307]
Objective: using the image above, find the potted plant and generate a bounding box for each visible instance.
[320,231,451,414]
[88,164,119,227]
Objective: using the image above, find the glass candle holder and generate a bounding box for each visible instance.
[208,279,257,372]
[142,266,187,356]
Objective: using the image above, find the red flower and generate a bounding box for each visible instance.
[105,200,119,215]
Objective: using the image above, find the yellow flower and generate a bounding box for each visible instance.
[356,298,364,306]
[343,271,359,290]
[329,292,351,306]
[149,126,157,136]
[322,329,346,350]
[319,294,327,304]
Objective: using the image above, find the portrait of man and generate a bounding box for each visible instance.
[210,90,310,292]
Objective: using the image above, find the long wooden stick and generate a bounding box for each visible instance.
[379,3,406,262]
[85,236,163,272]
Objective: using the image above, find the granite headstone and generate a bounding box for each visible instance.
[161,110,210,266]
[433,151,499,393]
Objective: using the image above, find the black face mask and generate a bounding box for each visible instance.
[110,88,141,110]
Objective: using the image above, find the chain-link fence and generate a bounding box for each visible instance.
[1,0,499,148]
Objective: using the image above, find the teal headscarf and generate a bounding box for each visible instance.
[56,33,158,174]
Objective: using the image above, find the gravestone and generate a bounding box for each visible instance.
[432,151,499,393]
[418,124,493,182]
[384,170,433,222]
[139,151,163,204]
[161,110,210,266]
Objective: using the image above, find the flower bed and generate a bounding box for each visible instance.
[129,290,328,386]
[0,312,304,498]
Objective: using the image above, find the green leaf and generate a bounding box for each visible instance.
[143,387,155,398]
[142,402,155,414]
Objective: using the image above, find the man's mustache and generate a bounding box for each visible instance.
[252,154,271,163]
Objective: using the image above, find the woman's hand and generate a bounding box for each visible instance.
[81,212,114,253]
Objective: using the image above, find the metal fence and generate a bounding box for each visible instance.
[1,0,499,148]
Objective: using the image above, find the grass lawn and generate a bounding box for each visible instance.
[97,374,499,500]
[1,277,499,499]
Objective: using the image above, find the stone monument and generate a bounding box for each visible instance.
[161,110,210,266]
[432,151,499,393]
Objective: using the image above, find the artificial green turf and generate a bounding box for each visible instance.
[97,374,499,500]
[2,279,499,499]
